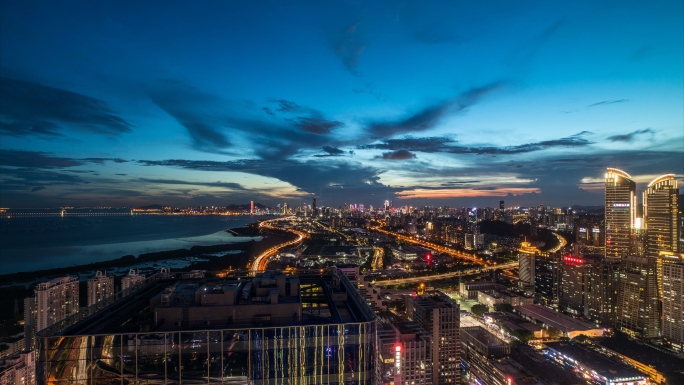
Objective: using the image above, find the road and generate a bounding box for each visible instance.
[370,226,489,266]
[250,217,307,273]
[371,261,518,286]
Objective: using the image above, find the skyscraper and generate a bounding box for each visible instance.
[644,174,679,258]
[518,241,538,294]
[605,168,636,258]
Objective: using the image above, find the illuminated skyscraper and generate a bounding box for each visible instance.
[518,241,538,294]
[644,174,679,258]
[605,168,636,258]
[250,200,254,214]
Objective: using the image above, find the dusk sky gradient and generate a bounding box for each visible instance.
[1,1,682,208]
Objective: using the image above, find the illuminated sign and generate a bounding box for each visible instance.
[579,228,587,232]
[395,345,401,374]
[592,228,600,233]
[613,203,630,207]
[564,256,584,266]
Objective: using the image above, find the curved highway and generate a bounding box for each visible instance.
[251,217,307,273]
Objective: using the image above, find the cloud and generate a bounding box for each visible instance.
[137,157,399,205]
[360,132,592,155]
[31,186,46,192]
[0,149,84,168]
[377,149,417,160]
[587,99,629,108]
[135,178,246,190]
[148,80,232,152]
[367,82,505,138]
[81,157,128,164]
[313,146,347,157]
[606,128,655,142]
[333,22,366,75]
[274,99,306,113]
[0,77,132,137]
[294,117,343,135]
[360,136,456,152]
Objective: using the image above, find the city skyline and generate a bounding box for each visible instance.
[1,1,683,208]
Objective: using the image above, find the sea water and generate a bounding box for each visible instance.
[0,213,266,274]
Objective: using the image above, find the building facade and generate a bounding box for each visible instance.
[86,271,114,307]
[615,256,659,338]
[36,271,378,385]
[33,277,79,333]
[605,168,637,258]
[644,174,679,258]
[660,253,684,351]
[406,291,460,385]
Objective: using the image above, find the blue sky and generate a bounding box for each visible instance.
[1,1,682,208]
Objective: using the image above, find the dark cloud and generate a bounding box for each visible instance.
[294,117,343,135]
[31,186,46,192]
[137,157,399,205]
[115,173,127,176]
[0,77,132,138]
[0,167,89,192]
[333,22,366,75]
[274,99,306,113]
[440,181,481,186]
[587,99,629,108]
[135,178,246,190]
[148,80,231,152]
[606,128,654,142]
[360,132,592,155]
[367,82,505,138]
[377,149,417,160]
[314,146,347,157]
[360,136,456,152]
[0,149,84,168]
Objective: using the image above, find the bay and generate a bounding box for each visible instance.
[0,214,267,274]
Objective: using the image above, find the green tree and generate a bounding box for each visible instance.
[470,304,489,316]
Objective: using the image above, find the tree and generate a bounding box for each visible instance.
[471,304,489,317]
[494,303,514,313]
[546,327,562,339]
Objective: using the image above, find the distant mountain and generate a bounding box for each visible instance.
[135,204,165,210]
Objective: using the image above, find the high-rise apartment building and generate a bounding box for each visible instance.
[589,257,620,325]
[644,174,679,258]
[86,271,114,307]
[605,168,636,258]
[121,269,145,290]
[615,256,659,338]
[406,291,460,385]
[559,255,593,317]
[33,276,79,333]
[660,252,684,351]
[518,241,538,295]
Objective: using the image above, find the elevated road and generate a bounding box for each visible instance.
[370,226,488,266]
[251,217,307,273]
[371,261,518,286]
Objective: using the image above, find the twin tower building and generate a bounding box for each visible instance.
[604,168,681,342]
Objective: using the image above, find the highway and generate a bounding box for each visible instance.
[370,226,489,266]
[250,217,307,273]
[371,261,518,286]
